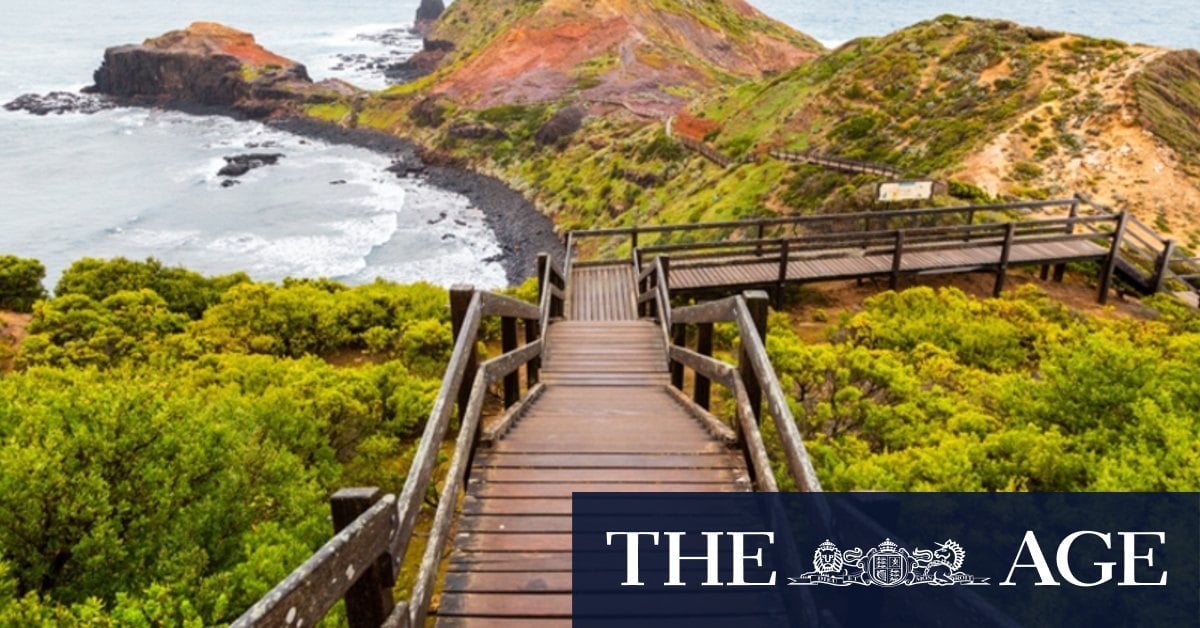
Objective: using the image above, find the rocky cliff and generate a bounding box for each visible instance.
[413,0,446,36]
[406,0,822,115]
[88,22,359,117]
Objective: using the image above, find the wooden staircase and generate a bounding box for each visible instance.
[235,250,819,628]
[436,264,750,626]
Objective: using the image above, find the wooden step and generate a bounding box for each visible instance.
[567,264,637,321]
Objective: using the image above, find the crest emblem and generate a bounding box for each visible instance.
[867,539,907,586]
[790,538,988,587]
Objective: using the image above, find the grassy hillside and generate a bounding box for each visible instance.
[330,13,1200,246]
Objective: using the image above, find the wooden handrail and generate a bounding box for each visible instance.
[235,254,566,628]
[232,494,401,627]
[668,345,777,492]
[666,294,823,493]
[409,339,543,626]
[635,214,1119,257]
[569,198,1077,240]
[770,149,902,177]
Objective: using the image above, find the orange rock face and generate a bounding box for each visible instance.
[144,22,299,69]
[673,111,720,142]
[425,0,821,114]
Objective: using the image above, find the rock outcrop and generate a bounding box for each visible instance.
[87,22,360,117]
[414,0,446,36]
[415,0,823,114]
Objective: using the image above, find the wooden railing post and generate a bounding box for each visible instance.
[501,317,519,408]
[536,253,549,302]
[631,226,639,251]
[890,231,905,291]
[450,285,477,422]
[646,262,658,319]
[756,222,766,256]
[995,223,1016,298]
[660,255,671,291]
[776,239,790,308]
[1054,200,1081,282]
[671,324,686,390]
[740,291,769,423]
[1152,239,1177,294]
[528,321,542,386]
[695,323,713,410]
[331,488,395,628]
[1098,212,1130,305]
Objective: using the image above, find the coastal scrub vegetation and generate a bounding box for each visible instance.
[0,255,48,313]
[0,257,479,625]
[758,286,1200,491]
[2,258,1198,623]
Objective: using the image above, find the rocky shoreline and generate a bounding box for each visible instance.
[267,117,563,285]
[3,20,562,286]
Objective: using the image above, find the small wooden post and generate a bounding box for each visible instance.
[776,239,790,309]
[1054,200,1080,282]
[695,323,713,410]
[1040,265,1050,280]
[331,488,395,628]
[1098,212,1130,305]
[671,324,686,390]
[631,226,639,251]
[994,223,1016,298]
[646,261,658,319]
[450,285,477,422]
[740,291,769,423]
[536,252,549,302]
[890,231,905,291]
[501,317,519,408]
[525,318,540,385]
[756,222,766,256]
[1152,239,1177,294]
[660,255,671,291]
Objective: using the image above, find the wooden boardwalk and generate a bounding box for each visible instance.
[436,269,750,627]
[669,239,1108,290]
[567,264,638,321]
[238,198,1191,628]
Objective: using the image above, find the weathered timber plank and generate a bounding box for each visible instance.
[468,481,745,498]
[472,452,744,468]
[490,437,724,453]
[437,593,571,618]
[455,532,572,552]
[442,571,572,594]
[475,467,747,483]
[458,514,573,533]
[436,619,570,628]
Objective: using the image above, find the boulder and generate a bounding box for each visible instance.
[218,153,284,177]
[535,105,586,147]
[3,92,115,116]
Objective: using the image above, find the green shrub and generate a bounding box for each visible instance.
[0,255,47,313]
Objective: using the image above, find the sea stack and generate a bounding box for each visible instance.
[87,22,359,117]
[414,0,446,36]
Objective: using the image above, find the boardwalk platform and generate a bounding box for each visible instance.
[236,197,1196,628]
[670,239,1108,290]
[436,273,749,627]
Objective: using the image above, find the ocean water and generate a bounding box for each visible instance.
[0,0,1195,289]
[753,0,1199,49]
[0,0,507,289]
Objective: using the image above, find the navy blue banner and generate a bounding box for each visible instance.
[572,493,1199,627]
